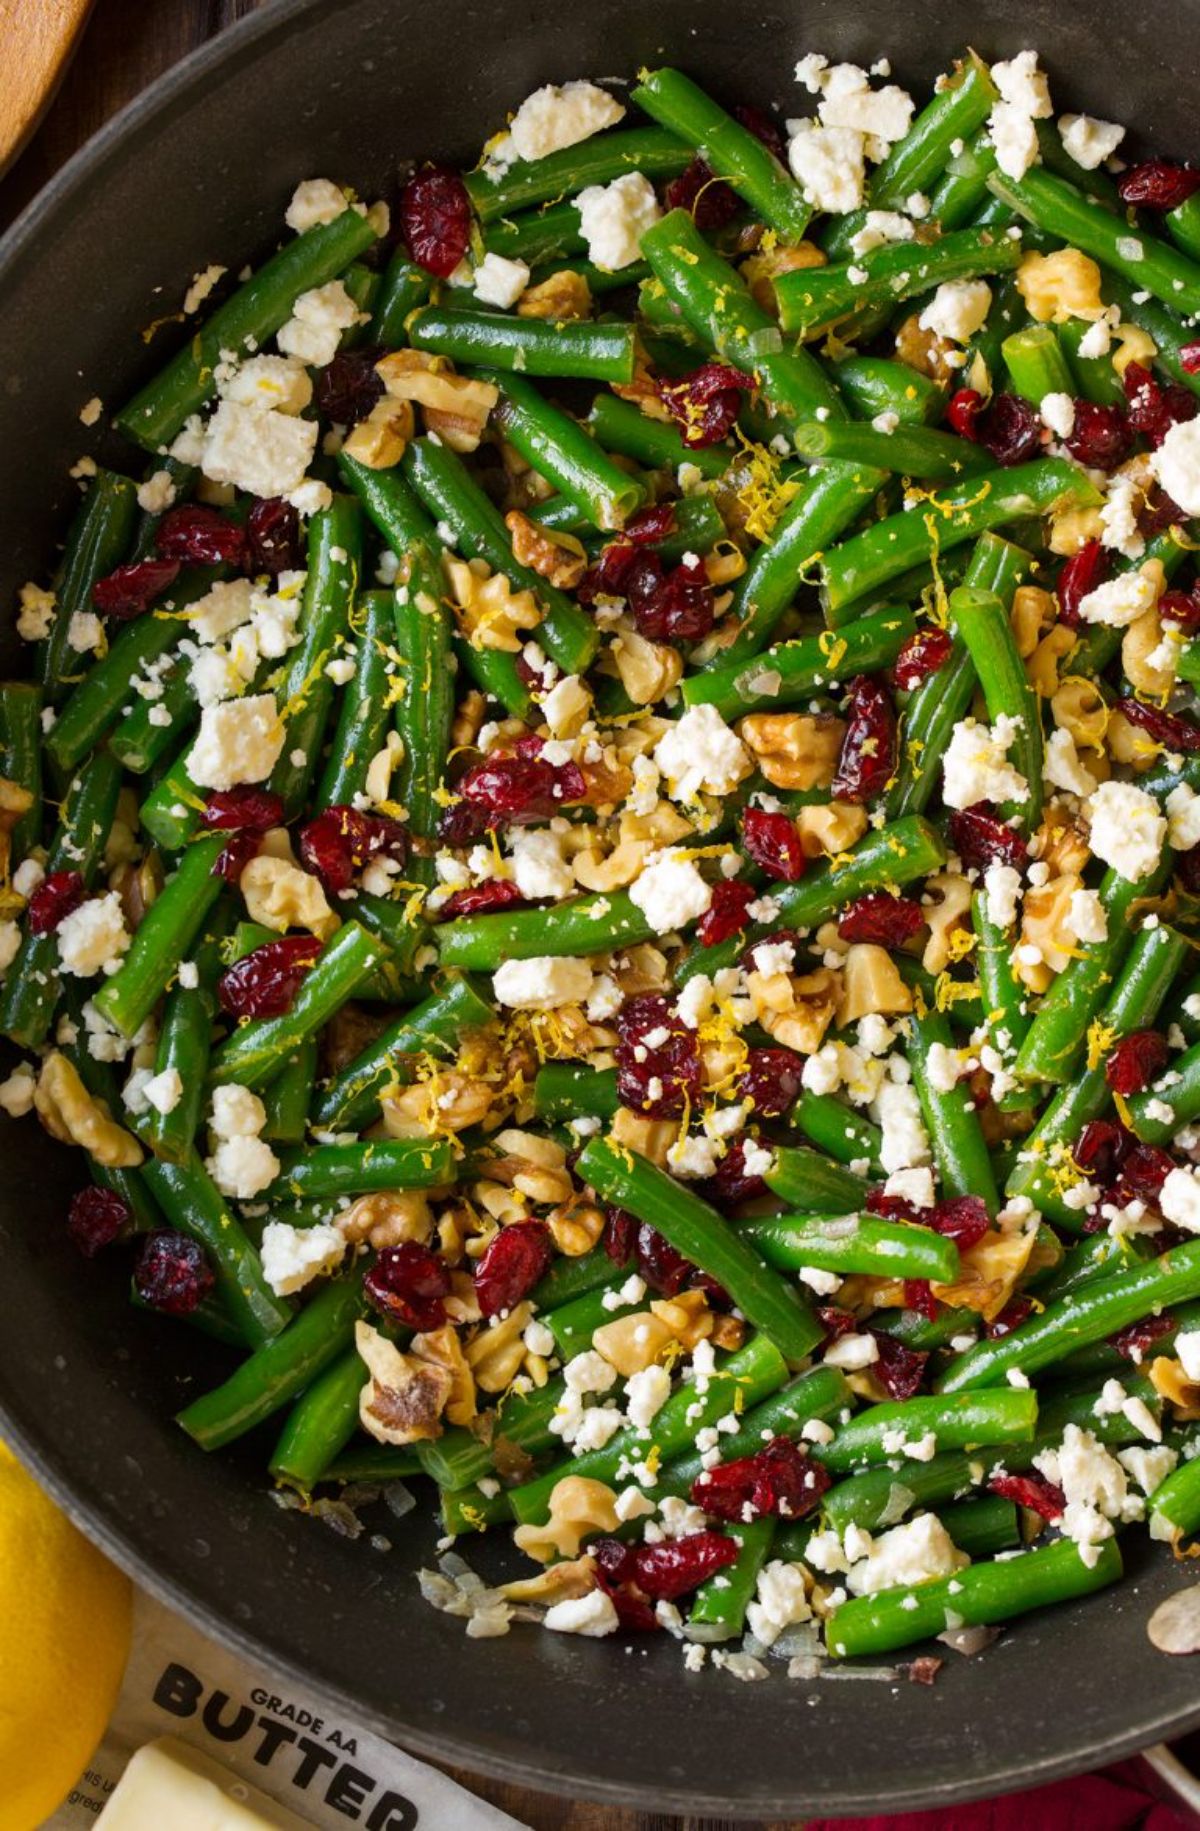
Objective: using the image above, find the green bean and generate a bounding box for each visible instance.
[939,1495,1021,1559]
[266,1138,454,1199]
[386,547,453,842]
[1147,1452,1200,1541]
[740,1211,959,1285]
[128,456,197,562]
[777,227,1022,339]
[485,200,587,266]
[116,209,379,448]
[131,1282,245,1348]
[417,1379,566,1491]
[1056,318,1126,406]
[1055,1303,1200,1384]
[267,497,362,817]
[37,469,140,703]
[826,1536,1122,1659]
[988,165,1200,316]
[402,437,598,672]
[1014,860,1172,1086]
[409,305,636,383]
[0,682,43,858]
[508,1335,787,1525]
[465,126,690,222]
[654,1366,852,1502]
[532,1063,620,1122]
[208,920,384,1091]
[478,368,644,531]
[709,463,889,672]
[336,890,430,989]
[681,603,917,718]
[143,908,231,1163]
[790,1092,882,1170]
[371,248,430,346]
[585,393,730,479]
[833,355,946,426]
[823,1448,980,1535]
[763,1145,868,1213]
[141,1152,292,1345]
[268,1347,367,1490]
[640,209,847,428]
[676,816,947,985]
[633,67,810,240]
[971,889,1033,1109]
[1031,1232,1153,1307]
[531,1247,628,1313]
[576,1139,822,1363]
[907,1004,1000,1212]
[938,1240,1200,1393]
[438,883,657,968]
[816,1390,1037,1478]
[949,583,1043,829]
[686,1519,776,1643]
[1008,922,1189,1220]
[261,1038,319,1147]
[0,751,122,1048]
[47,608,179,776]
[311,970,493,1131]
[1001,323,1077,404]
[107,656,196,776]
[819,459,1099,616]
[927,130,999,233]
[532,490,723,562]
[965,272,1027,396]
[1127,1033,1200,1143]
[91,834,224,1037]
[312,590,396,811]
[177,1269,366,1450]
[795,419,989,482]
[324,1442,424,1483]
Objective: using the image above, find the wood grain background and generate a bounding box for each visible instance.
[0,3,812,1824]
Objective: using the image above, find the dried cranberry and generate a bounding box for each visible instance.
[212,830,262,883]
[1110,1311,1177,1360]
[741,1046,803,1118]
[706,1135,772,1206]
[658,362,754,448]
[1182,342,1200,377]
[866,1188,920,1224]
[1105,1028,1170,1096]
[1056,539,1108,628]
[734,103,786,159]
[948,803,1027,872]
[1115,696,1200,754]
[602,1206,638,1266]
[986,1295,1034,1339]
[837,891,924,948]
[930,1194,991,1250]
[1073,1118,1132,1184]
[626,552,716,642]
[1065,401,1131,472]
[577,505,680,604]
[616,993,703,1117]
[741,929,804,972]
[299,805,409,893]
[740,806,807,881]
[590,1540,659,1631]
[635,1222,693,1296]
[634,1531,741,1599]
[400,164,471,277]
[977,393,1042,466]
[870,1331,928,1400]
[27,868,84,935]
[1125,361,1197,447]
[365,1241,450,1331]
[200,786,284,831]
[947,388,984,440]
[691,1435,829,1522]
[67,1186,130,1258]
[1120,1142,1176,1201]
[134,1231,214,1317]
[245,498,302,575]
[314,348,385,426]
[697,879,756,947]
[217,936,323,1019]
[474,1219,553,1318]
[663,158,739,229]
[437,798,493,847]
[1159,588,1200,633]
[892,626,953,691]
[988,1471,1065,1521]
[817,1304,857,1343]
[903,1279,939,1322]
[1118,161,1200,210]
[831,676,896,803]
[92,557,181,619]
[156,504,246,567]
[438,880,526,920]
[454,754,584,832]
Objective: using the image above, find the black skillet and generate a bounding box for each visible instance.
[1,0,1198,1816]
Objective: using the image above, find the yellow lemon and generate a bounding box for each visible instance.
[0,1440,132,1830]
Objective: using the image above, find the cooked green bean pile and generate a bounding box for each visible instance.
[7,47,1200,1675]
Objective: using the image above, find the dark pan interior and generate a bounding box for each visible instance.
[1,0,1198,1816]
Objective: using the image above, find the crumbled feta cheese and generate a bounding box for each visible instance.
[824,1332,879,1370]
[666,1133,720,1180]
[209,1083,267,1139]
[918,279,992,343]
[285,177,349,232]
[190,693,286,790]
[845,1513,968,1596]
[653,704,751,802]
[625,1364,672,1430]
[1043,727,1097,798]
[200,399,318,499]
[493,955,593,1009]
[1099,470,1145,561]
[1085,780,1166,882]
[941,715,1029,809]
[66,610,103,655]
[873,1079,931,1173]
[1058,114,1125,170]
[1160,1166,1200,1233]
[849,211,915,257]
[788,122,865,212]
[628,854,712,934]
[1068,887,1108,945]
[1153,418,1200,517]
[884,1166,936,1209]
[510,829,573,901]
[1167,782,1200,852]
[1039,391,1076,440]
[260,1219,346,1295]
[575,173,661,271]
[473,251,530,309]
[508,81,625,162]
[746,1560,812,1646]
[925,1041,965,1094]
[136,468,178,513]
[142,1067,184,1117]
[276,279,362,368]
[221,354,313,417]
[1034,1423,1140,1566]
[543,1590,620,1637]
[988,103,1041,181]
[56,893,131,978]
[207,1134,281,1202]
[0,1063,37,1117]
[16,582,56,642]
[983,861,1022,929]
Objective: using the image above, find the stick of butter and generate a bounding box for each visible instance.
[100,1737,316,1828]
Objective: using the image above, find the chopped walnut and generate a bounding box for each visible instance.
[241,854,338,941]
[608,622,683,704]
[836,944,914,1026]
[609,1106,676,1166]
[517,270,593,321]
[1123,607,1176,698]
[342,398,415,470]
[894,312,957,383]
[451,688,488,752]
[380,1069,494,1138]
[758,967,842,1055]
[505,510,588,589]
[1026,625,1077,697]
[546,1199,606,1256]
[34,1052,143,1168]
[513,1475,621,1563]
[591,1310,676,1375]
[922,873,973,975]
[499,1557,598,1604]
[375,348,498,452]
[337,1190,434,1248]
[1050,677,1108,752]
[412,1324,477,1426]
[1017,872,1082,990]
[444,554,541,652]
[738,711,846,791]
[356,1321,453,1445]
[795,800,869,857]
[465,1300,534,1392]
[1010,585,1055,660]
[740,240,827,315]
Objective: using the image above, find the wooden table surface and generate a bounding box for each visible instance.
[0,4,811,1825]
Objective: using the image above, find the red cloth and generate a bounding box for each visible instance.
[805,1760,1198,1831]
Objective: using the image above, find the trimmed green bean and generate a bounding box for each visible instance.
[313,590,396,811]
[93,835,225,1037]
[949,583,1043,829]
[795,419,989,482]
[465,126,690,222]
[1148,1452,1200,1540]
[0,682,43,859]
[908,1003,1000,1211]
[740,1211,959,1284]
[417,1379,565,1491]
[266,1137,455,1198]
[816,1390,1037,1477]
[208,920,384,1091]
[790,1093,883,1170]
[410,305,636,383]
[371,248,430,345]
[1001,323,1077,404]
[777,226,1022,338]
[267,497,362,817]
[269,1347,367,1489]
[533,1063,620,1122]
[479,368,644,531]
[763,1145,868,1213]
[141,1152,292,1345]
[687,1519,776,1643]
[585,393,730,479]
[36,470,140,703]
[681,604,917,719]
[633,67,810,240]
[143,909,231,1163]
[311,970,493,1131]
